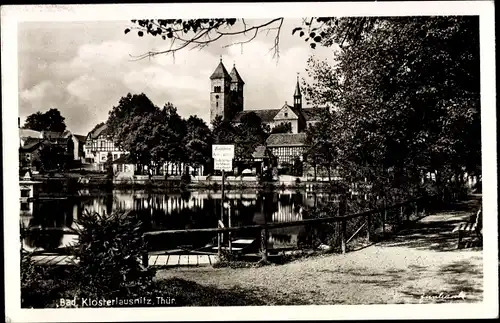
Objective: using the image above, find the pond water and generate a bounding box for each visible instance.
[21,189,341,253]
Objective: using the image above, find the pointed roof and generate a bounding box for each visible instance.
[210,58,231,80]
[294,75,302,97]
[229,64,245,84]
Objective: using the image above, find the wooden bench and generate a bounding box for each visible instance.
[452,207,482,249]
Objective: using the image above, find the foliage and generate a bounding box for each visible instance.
[305,108,339,181]
[31,140,70,172]
[23,108,67,132]
[106,93,158,137]
[124,17,375,59]
[71,210,154,299]
[211,115,237,144]
[234,112,268,160]
[271,122,292,134]
[304,16,480,197]
[183,115,212,171]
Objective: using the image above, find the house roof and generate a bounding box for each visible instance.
[274,104,300,121]
[210,61,231,79]
[20,137,41,151]
[266,133,307,147]
[74,134,87,143]
[19,128,42,139]
[251,145,276,159]
[233,109,280,123]
[41,131,65,139]
[229,66,244,84]
[302,107,328,121]
[88,124,108,139]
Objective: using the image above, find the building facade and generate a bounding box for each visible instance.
[209,59,325,169]
[84,124,127,170]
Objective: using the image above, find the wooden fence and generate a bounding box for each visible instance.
[23,194,443,267]
[141,194,440,265]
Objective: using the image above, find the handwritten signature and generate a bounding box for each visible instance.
[393,290,467,303]
[420,291,467,302]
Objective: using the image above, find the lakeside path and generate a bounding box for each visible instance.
[156,196,483,305]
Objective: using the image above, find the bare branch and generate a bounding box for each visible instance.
[128,18,286,60]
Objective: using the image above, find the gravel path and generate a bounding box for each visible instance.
[156,197,483,305]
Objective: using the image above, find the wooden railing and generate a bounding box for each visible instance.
[22,194,442,267]
[142,194,439,265]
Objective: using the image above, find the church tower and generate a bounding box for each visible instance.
[210,57,232,123]
[229,63,245,120]
[293,74,302,111]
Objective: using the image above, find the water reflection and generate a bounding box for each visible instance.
[21,190,340,252]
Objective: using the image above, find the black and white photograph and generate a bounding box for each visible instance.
[2,1,498,322]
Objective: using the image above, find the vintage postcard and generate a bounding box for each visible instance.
[2,1,498,322]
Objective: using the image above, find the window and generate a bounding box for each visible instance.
[216,102,218,108]
[117,164,123,172]
[101,155,106,161]
[113,154,118,160]
[214,86,221,93]
[20,189,30,198]
[21,202,30,211]
[284,112,288,117]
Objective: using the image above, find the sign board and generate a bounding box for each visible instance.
[214,158,232,172]
[212,144,234,159]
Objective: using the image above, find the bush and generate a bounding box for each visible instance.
[71,211,154,299]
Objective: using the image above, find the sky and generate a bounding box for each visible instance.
[18,19,336,135]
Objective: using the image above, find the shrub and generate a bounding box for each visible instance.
[71,211,154,299]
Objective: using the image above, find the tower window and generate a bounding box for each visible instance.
[216,102,219,107]
[214,86,221,93]
[215,95,219,99]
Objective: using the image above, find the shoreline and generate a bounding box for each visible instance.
[25,173,345,192]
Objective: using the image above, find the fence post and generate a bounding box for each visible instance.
[383,208,387,237]
[366,213,371,242]
[141,251,148,269]
[341,219,347,254]
[398,205,403,227]
[260,226,268,262]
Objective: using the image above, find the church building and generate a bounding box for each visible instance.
[209,58,326,167]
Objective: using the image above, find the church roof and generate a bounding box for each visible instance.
[232,109,280,123]
[266,133,307,147]
[294,78,301,97]
[210,61,231,79]
[229,66,245,84]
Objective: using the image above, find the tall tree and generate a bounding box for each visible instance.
[183,115,212,174]
[211,115,236,145]
[234,112,268,160]
[304,16,480,196]
[23,108,66,132]
[106,93,158,139]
